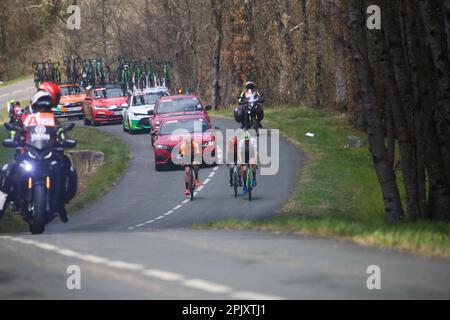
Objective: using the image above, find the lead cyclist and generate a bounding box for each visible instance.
[238,131,258,194]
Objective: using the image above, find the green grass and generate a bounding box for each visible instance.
[0,74,32,87]
[206,107,450,258]
[0,125,130,233]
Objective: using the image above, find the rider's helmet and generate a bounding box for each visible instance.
[243,131,251,141]
[29,91,53,113]
[12,101,22,117]
[245,81,256,90]
[38,81,61,107]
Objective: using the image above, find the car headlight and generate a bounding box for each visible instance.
[203,141,215,147]
[121,103,128,107]
[155,144,170,150]
[156,121,161,125]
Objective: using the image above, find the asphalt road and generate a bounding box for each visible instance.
[0,80,449,299]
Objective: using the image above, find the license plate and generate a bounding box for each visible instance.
[68,107,82,111]
[113,111,122,116]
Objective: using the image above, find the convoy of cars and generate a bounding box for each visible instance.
[70,83,216,169]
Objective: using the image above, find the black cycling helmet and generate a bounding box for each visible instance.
[246,81,256,90]
[29,91,53,113]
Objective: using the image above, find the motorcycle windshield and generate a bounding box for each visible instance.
[25,125,56,150]
[22,113,57,150]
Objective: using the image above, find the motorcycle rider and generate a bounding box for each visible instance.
[7,100,23,139]
[237,81,264,129]
[0,82,77,222]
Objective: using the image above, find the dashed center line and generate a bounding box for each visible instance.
[129,165,220,229]
[0,235,283,300]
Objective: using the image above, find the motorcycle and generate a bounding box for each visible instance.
[2,118,77,234]
[239,94,265,135]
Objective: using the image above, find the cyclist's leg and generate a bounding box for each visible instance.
[183,165,190,190]
[238,164,243,186]
[251,163,257,187]
[193,162,200,187]
[229,164,234,186]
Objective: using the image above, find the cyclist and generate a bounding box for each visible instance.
[226,135,242,187]
[238,131,258,194]
[179,135,201,196]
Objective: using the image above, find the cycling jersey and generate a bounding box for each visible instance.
[226,139,239,164]
[238,138,258,164]
[179,141,202,164]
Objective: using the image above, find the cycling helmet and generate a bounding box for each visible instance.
[30,91,53,113]
[245,81,256,90]
[39,81,61,107]
[243,131,251,140]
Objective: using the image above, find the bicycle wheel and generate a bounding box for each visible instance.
[190,167,195,201]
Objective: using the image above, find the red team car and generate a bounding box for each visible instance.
[153,114,216,171]
[82,84,129,126]
[150,94,212,145]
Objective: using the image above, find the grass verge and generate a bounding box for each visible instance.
[203,107,450,258]
[0,75,32,88]
[0,125,130,233]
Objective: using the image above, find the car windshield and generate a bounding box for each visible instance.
[132,93,163,106]
[157,98,202,114]
[159,119,209,135]
[94,88,125,99]
[60,86,82,95]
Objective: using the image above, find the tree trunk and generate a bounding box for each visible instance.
[375,1,419,221]
[348,0,404,222]
[211,0,223,109]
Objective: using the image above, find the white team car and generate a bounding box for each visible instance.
[122,86,169,133]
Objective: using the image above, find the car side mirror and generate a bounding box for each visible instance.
[204,105,212,111]
[147,110,154,115]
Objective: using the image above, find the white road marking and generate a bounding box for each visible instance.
[0,236,285,299]
[106,260,144,270]
[34,242,59,251]
[182,279,231,294]
[143,269,184,281]
[58,249,82,258]
[128,165,219,229]
[79,255,110,264]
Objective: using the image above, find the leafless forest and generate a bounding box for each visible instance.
[0,0,449,221]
